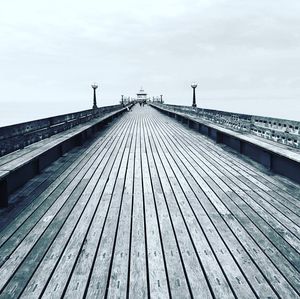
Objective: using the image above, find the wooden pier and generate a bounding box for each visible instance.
[0,105,299,298]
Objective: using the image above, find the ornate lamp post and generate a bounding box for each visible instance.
[160,95,163,103]
[191,82,197,107]
[91,83,98,109]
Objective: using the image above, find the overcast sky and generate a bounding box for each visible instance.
[1,0,300,122]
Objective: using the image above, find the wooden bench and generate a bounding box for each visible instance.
[151,104,300,185]
[0,106,131,207]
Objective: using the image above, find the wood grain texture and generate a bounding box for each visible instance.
[0,105,299,299]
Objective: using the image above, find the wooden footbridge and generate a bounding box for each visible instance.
[0,104,299,298]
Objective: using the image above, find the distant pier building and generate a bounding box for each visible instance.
[136,87,149,103]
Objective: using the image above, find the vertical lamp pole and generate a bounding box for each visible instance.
[191,82,197,107]
[160,95,163,103]
[121,95,124,105]
[91,83,98,109]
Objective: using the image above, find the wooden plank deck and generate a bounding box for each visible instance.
[0,105,299,298]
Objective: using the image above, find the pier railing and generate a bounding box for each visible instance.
[0,104,125,157]
[153,103,300,149]
[151,103,300,184]
[0,103,133,206]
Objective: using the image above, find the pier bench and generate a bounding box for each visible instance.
[0,106,130,207]
[151,104,300,185]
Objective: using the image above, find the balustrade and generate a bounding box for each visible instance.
[154,103,300,149]
[0,104,123,157]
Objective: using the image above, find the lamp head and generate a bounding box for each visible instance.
[91,83,98,89]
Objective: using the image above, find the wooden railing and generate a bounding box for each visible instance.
[153,103,300,149]
[0,104,125,157]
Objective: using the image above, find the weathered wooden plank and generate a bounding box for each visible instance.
[0,107,129,209]
[140,117,170,298]
[0,105,299,298]
[148,142,213,298]
[146,116,257,299]
[201,144,300,211]
[143,119,191,298]
[153,104,300,163]
[0,116,128,248]
[149,122,278,298]
[170,115,299,237]
[106,121,137,298]
[151,108,300,297]
[202,145,300,228]
[0,152,80,230]
[175,128,300,253]
[182,120,300,230]
[0,177,89,294]
[0,117,131,296]
[85,119,135,298]
[0,125,116,263]
[127,117,148,298]
[176,134,297,278]
[164,109,300,207]
[158,111,298,229]
[61,119,134,297]
[3,179,91,298]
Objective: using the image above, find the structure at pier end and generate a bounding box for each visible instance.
[135,87,149,104]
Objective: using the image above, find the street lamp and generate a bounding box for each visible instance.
[121,95,124,105]
[160,95,163,103]
[191,82,197,107]
[91,83,98,109]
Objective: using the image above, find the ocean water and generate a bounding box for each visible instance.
[0,98,299,127]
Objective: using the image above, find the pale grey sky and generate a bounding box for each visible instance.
[1,0,300,123]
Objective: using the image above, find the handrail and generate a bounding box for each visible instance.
[0,104,133,207]
[0,104,127,157]
[152,103,300,149]
[151,103,300,184]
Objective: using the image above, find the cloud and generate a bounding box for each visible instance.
[0,0,300,121]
